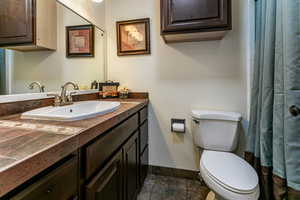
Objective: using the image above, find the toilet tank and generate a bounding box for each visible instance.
[191,110,242,152]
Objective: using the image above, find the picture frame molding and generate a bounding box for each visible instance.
[116,18,151,56]
[66,24,95,58]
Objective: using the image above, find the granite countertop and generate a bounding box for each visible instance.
[0,98,148,197]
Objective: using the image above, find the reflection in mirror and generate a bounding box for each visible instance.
[0,2,105,96]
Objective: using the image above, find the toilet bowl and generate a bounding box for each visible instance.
[200,151,260,200]
[191,110,260,200]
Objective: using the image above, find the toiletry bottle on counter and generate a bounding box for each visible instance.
[91,80,99,89]
[119,87,130,99]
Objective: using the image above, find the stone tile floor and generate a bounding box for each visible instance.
[137,174,210,200]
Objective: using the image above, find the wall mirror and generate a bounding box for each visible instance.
[0,1,106,101]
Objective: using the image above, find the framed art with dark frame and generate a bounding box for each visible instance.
[116,18,150,56]
[66,24,94,58]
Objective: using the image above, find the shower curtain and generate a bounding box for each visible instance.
[246,0,300,200]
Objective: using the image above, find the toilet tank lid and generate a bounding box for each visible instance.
[191,110,242,121]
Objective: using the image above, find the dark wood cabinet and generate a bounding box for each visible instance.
[85,116,147,200]
[11,155,78,200]
[140,146,149,186]
[85,150,123,200]
[0,0,57,51]
[161,0,232,43]
[123,132,139,200]
[139,120,149,186]
[84,108,148,200]
[139,121,148,154]
[7,106,149,200]
[139,107,148,125]
[84,114,138,179]
[0,0,34,46]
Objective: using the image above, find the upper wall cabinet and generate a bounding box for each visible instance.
[0,0,57,51]
[161,0,232,43]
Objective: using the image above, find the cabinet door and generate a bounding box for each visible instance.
[0,0,35,46]
[124,132,139,200]
[85,114,138,179]
[161,0,231,33]
[139,121,149,187]
[139,121,148,155]
[86,150,123,200]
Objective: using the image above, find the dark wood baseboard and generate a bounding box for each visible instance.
[149,165,199,180]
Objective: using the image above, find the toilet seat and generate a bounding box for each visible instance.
[200,151,259,195]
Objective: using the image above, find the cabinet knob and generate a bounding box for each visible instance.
[289,105,300,117]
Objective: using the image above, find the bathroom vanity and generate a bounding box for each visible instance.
[0,95,149,200]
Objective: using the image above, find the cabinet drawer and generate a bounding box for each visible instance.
[139,107,148,125]
[85,114,138,179]
[139,120,148,154]
[140,145,149,186]
[12,155,78,200]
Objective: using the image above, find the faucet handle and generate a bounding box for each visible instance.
[67,92,77,103]
[47,94,61,107]
[40,85,45,93]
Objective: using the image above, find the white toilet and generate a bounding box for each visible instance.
[191,110,260,200]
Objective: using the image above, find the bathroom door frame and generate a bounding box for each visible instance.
[0,49,6,95]
[0,49,13,95]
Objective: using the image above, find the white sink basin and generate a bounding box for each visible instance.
[21,101,121,121]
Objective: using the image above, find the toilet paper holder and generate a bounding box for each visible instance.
[171,118,186,133]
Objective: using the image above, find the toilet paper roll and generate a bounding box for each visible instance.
[172,123,185,132]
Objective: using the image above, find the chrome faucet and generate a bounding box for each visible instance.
[28,82,45,93]
[47,82,79,107]
[60,82,79,105]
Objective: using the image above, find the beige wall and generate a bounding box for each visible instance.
[106,0,251,170]
[9,3,105,94]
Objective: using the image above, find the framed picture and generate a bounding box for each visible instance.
[116,18,150,56]
[66,25,94,58]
